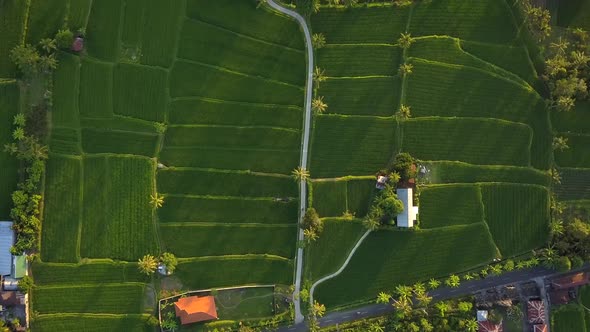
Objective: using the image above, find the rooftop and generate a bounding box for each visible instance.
[551,272,590,290]
[0,222,14,276]
[396,188,418,228]
[526,300,546,324]
[174,295,218,325]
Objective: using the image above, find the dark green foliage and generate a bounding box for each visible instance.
[26,0,68,43]
[302,208,324,234]
[555,256,572,272]
[54,29,73,49]
[557,0,590,30]
[0,0,27,76]
[0,82,20,219]
[390,153,415,181]
[18,275,34,294]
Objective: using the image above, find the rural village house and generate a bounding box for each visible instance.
[174,295,218,325]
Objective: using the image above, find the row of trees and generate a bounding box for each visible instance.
[138,253,178,275]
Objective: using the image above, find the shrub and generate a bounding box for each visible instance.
[555,256,572,272]
[571,256,584,268]
[18,276,34,294]
[55,29,74,49]
[160,252,178,274]
[390,153,416,181]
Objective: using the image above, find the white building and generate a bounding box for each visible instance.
[396,188,418,228]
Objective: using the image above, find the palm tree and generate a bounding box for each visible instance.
[39,38,57,54]
[150,193,165,208]
[312,301,326,318]
[413,282,426,296]
[292,166,310,182]
[363,217,380,230]
[490,264,502,275]
[392,298,412,317]
[427,278,440,289]
[550,219,565,236]
[552,136,569,151]
[39,55,58,71]
[312,96,328,113]
[398,63,413,76]
[570,50,590,67]
[550,167,562,185]
[416,292,433,307]
[313,67,327,88]
[556,96,575,112]
[303,228,318,242]
[397,32,414,49]
[516,261,526,269]
[312,33,326,49]
[464,274,474,281]
[138,254,158,275]
[465,318,478,332]
[377,291,392,304]
[435,301,450,317]
[368,323,385,332]
[445,275,460,288]
[397,104,411,119]
[13,128,25,141]
[550,37,569,55]
[395,285,413,302]
[13,113,26,126]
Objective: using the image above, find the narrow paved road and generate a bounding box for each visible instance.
[266,0,314,324]
[274,266,590,331]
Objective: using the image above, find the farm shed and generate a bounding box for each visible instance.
[376,175,389,189]
[396,188,418,228]
[0,222,14,276]
[174,295,218,325]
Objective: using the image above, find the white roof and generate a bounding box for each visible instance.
[0,222,14,276]
[477,310,488,322]
[396,188,418,228]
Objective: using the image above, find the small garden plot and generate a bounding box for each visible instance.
[178,18,305,86]
[401,117,532,167]
[31,313,154,332]
[113,63,168,122]
[86,0,122,61]
[318,45,402,77]
[174,257,292,290]
[79,58,114,118]
[168,99,302,129]
[409,0,517,44]
[41,155,82,263]
[158,196,298,224]
[157,169,297,197]
[555,168,590,201]
[311,5,410,43]
[80,156,158,261]
[423,161,550,187]
[159,147,299,174]
[306,218,366,281]
[555,134,590,168]
[0,82,20,219]
[0,0,27,76]
[481,183,549,257]
[419,184,484,229]
[170,60,304,106]
[185,0,305,50]
[346,178,376,217]
[310,115,398,178]
[33,283,147,314]
[159,224,296,258]
[551,101,590,134]
[552,304,588,332]
[139,0,185,68]
[311,181,348,217]
[320,77,400,116]
[315,223,498,308]
[25,0,68,43]
[33,261,147,285]
[81,128,159,157]
[52,52,81,128]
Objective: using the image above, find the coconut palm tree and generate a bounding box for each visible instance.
[292,166,310,182]
[368,323,385,332]
[12,128,25,141]
[552,136,569,151]
[550,220,565,237]
[395,285,413,302]
[39,55,58,72]
[312,96,328,113]
[303,228,318,242]
[312,33,326,49]
[413,282,426,296]
[313,67,327,88]
[445,275,460,288]
[416,292,432,307]
[397,105,411,119]
[435,301,450,317]
[377,291,392,304]
[550,167,562,185]
[138,254,158,275]
[465,318,478,332]
[427,278,440,289]
[399,63,413,76]
[150,193,165,208]
[312,301,326,317]
[550,37,570,55]
[397,32,414,49]
[13,113,25,126]
[39,38,57,54]
[392,298,412,317]
[490,264,502,275]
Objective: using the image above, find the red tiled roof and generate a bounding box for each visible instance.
[478,321,503,332]
[551,272,590,290]
[533,324,548,332]
[174,296,218,325]
[527,300,546,324]
[71,37,84,52]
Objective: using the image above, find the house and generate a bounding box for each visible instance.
[71,37,84,52]
[396,188,418,228]
[0,222,14,277]
[478,320,503,332]
[376,175,389,190]
[174,295,218,325]
[526,300,546,324]
[477,310,488,322]
[533,324,548,332]
[551,272,590,290]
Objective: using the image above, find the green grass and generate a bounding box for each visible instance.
[312,181,348,217]
[315,223,498,308]
[80,116,160,134]
[402,117,532,166]
[31,314,154,332]
[157,169,298,197]
[120,0,145,46]
[170,60,304,106]
[81,128,158,157]
[33,283,147,314]
[0,82,19,219]
[557,0,590,30]
[306,218,365,281]
[178,18,305,86]
[409,0,517,43]
[551,100,590,134]
[311,5,410,43]
[52,52,81,128]
[580,285,590,309]
[168,99,302,129]
[86,0,122,61]
[159,224,296,258]
[68,0,92,31]
[317,45,401,77]
[139,0,185,67]
[0,0,27,77]
[346,179,376,217]
[310,115,398,178]
[165,125,300,149]
[159,147,299,174]
[320,77,400,116]
[185,0,305,50]
[423,161,550,186]
[552,304,587,332]
[80,156,158,261]
[158,196,298,224]
[41,155,82,263]
[555,134,590,168]
[215,287,275,320]
[50,127,81,155]
[555,168,590,201]
[113,63,168,122]
[174,257,293,290]
[33,261,148,285]
[79,58,114,118]
[481,183,549,257]
[419,184,484,229]
[25,0,68,43]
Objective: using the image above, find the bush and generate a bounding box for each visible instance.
[571,256,584,268]
[160,252,178,274]
[55,29,74,49]
[555,256,572,272]
[302,208,323,234]
[390,153,416,181]
[18,276,34,294]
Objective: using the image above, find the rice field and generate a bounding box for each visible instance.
[25,0,68,43]
[320,77,401,116]
[311,181,348,217]
[52,52,81,128]
[555,134,590,168]
[419,184,484,229]
[31,314,154,332]
[0,0,27,76]
[552,304,587,332]
[423,161,551,186]
[0,82,19,219]
[33,261,148,285]
[555,168,590,201]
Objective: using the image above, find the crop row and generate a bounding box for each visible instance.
[33,261,148,285]
[311,178,375,217]
[555,168,590,201]
[317,44,402,77]
[31,314,153,332]
[419,184,484,229]
[52,52,80,128]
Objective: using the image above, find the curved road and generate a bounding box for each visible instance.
[266,0,314,324]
